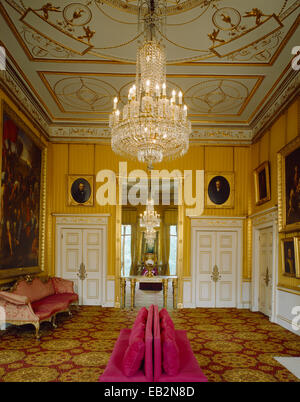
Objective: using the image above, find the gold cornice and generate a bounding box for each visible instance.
[251,65,299,144]
[0,41,54,122]
[0,79,50,142]
[250,60,292,124]
[252,88,300,145]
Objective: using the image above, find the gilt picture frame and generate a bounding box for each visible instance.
[254,161,271,206]
[0,101,46,280]
[294,236,300,278]
[205,172,234,208]
[278,135,300,232]
[67,175,94,206]
[281,237,297,277]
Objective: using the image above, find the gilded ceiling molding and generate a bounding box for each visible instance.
[190,127,253,144]
[0,61,50,138]
[49,126,111,140]
[48,125,253,144]
[251,70,300,140]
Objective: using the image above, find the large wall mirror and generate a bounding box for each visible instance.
[120,178,179,278]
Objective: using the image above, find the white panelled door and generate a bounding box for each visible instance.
[195,230,237,308]
[258,227,273,317]
[61,227,105,305]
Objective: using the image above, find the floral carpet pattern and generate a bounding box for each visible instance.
[0,306,299,382]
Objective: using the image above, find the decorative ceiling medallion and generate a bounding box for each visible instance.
[52,77,116,112]
[62,3,92,27]
[185,79,249,114]
[212,7,241,31]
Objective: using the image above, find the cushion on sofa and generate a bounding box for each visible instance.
[13,277,55,303]
[122,308,147,377]
[159,308,180,376]
[145,304,154,381]
[161,326,180,376]
[159,308,175,330]
[158,330,208,382]
[161,315,175,332]
[129,322,145,345]
[153,305,162,381]
[52,277,74,294]
[99,329,148,382]
[122,338,145,377]
[132,307,148,329]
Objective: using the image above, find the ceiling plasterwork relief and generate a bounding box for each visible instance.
[38,71,263,120]
[2,0,299,63]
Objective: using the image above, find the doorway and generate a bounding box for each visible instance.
[193,230,238,307]
[55,215,108,305]
[191,218,243,308]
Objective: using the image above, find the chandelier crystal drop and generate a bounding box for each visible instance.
[109,0,191,168]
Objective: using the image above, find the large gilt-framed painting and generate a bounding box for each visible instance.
[0,102,46,279]
[205,172,234,208]
[278,136,300,232]
[254,161,271,206]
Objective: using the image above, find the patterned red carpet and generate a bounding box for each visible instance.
[0,306,299,382]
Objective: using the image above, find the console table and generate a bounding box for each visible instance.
[120,276,178,309]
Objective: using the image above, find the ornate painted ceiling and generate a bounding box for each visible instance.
[0,0,299,143]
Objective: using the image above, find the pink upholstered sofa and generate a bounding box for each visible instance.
[0,276,78,339]
[99,304,207,382]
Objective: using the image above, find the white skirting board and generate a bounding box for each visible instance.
[183,278,194,308]
[103,278,115,307]
[182,278,251,309]
[241,281,251,309]
[276,289,300,335]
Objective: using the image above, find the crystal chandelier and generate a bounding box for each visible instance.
[109,0,191,168]
[139,198,160,247]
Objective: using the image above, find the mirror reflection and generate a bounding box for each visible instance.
[121,204,178,278]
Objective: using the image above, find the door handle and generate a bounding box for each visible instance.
[211,265,221,282]
[264,267,270,287]
[77,262,87,280]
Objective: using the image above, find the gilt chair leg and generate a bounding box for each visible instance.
[34,323,40,340]
[52,315,57,328]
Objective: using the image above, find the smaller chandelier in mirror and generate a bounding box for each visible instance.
[140,198,160,247]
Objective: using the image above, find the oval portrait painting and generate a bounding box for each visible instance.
[208,175,230,205]
[71,178,91,204]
